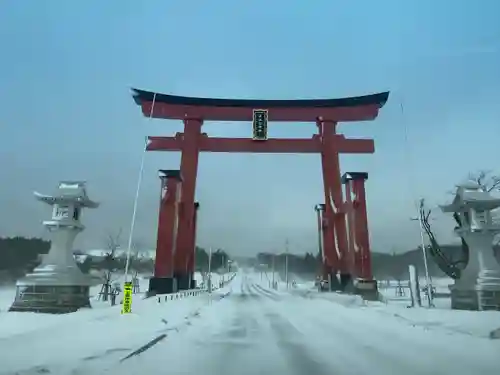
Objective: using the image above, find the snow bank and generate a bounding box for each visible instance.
[367,300,500,339]
[0,276,236,375]
[293,289,367,307]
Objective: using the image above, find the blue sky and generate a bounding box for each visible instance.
[1,0,499,255]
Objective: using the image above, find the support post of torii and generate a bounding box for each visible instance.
[186,202,200,289]
[342,172,378,300]
[173,119,203,291]
[132,88,389,294]
[148,170,182,295]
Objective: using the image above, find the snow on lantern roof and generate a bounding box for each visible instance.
[34,181,99,208]
[441,182,500,213]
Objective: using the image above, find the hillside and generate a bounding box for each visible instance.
[247,244,500,281]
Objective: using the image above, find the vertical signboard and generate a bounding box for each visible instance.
[121,281,133,314]
[252,109,268,141]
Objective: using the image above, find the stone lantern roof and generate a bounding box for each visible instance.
[34,181,99,208]
[440,182,500,213]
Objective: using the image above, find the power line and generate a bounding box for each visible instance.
[401,97,434,307]
[124,93,156,282]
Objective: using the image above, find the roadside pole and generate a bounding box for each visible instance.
[410,205,434,308]
[208,247,213,295]
[272,253,276,290]
[285,239,289,289]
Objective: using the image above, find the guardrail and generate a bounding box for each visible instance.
[154,289,207,303]
[377,280,451,299]
[152,273,237,303]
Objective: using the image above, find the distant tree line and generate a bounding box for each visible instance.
[78,246,230,275]
[0,236,231,282]
[252,244,500,281]
[0,236,50,280]
[3,236,498,284]
[372,244,500,280]
[253,252,320,276]
[194,247,230,272]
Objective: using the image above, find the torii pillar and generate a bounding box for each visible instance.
[342,172,378,300]
[148,170,182,295]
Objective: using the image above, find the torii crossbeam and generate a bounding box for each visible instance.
[132,88,389,294]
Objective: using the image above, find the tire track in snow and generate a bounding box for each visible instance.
[261,293,422,375]
[119,293,228,363]
[265,311,330,375]
[242,279,330,375]
[253,284,282,301]
[119,334,168,362]
[251,283,281,301]
[293,299,498,375]
[185,276,289,375]
[242,279,261,301]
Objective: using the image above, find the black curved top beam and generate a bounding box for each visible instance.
[132,88,389,109]
[341,172,369,183]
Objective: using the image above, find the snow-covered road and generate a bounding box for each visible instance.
[1,271,499,375]
[110,272,498,375]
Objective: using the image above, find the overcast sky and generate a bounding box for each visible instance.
[1,0,500,256]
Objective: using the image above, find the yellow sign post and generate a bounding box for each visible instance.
[121,281,133,314]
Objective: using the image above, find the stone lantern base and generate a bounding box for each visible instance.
[450,286,500,311]
[9,285,91,314]
[9,263,93,314]
[353,278,380,301]
[448,255,500,311]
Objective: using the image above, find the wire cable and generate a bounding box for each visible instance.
[400,97,434,306]
[124,93,157,282]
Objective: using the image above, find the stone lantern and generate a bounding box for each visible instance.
[9,181,99,313]
[440,182,500,310]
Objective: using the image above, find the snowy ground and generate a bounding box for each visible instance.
[0,270,499,375]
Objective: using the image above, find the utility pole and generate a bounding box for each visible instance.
[285,239,289,289]
[208,247,212,294]
[417,212,434,308]
[410,201,434,308]
[272,252,276,289]
[221,252,225,283]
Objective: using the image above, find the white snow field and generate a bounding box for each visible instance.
[0,270,499,375]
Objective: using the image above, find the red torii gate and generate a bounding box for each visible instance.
[132,88,389,297]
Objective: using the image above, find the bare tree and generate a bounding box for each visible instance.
[452,170,500,248]
[447,170,500,195]
[128,239,151,271]
[98,228,122,301]
[124,239,153,294]
[446,171,500,227]
[467,170,500,193]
